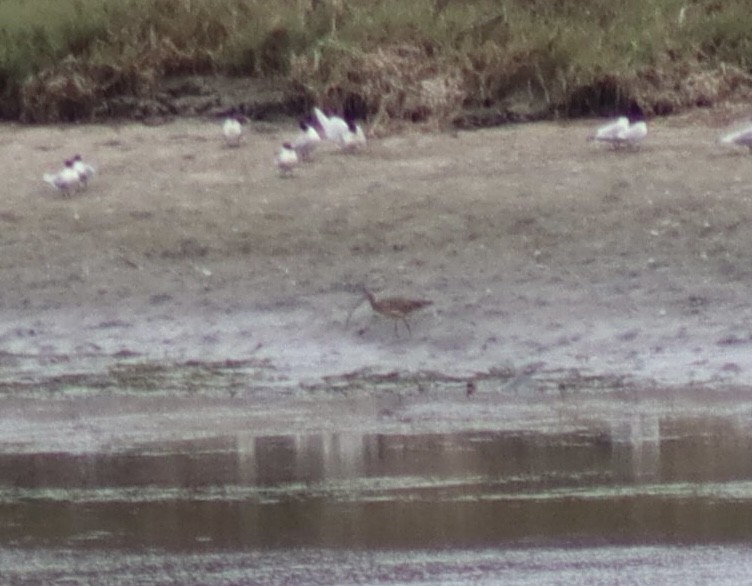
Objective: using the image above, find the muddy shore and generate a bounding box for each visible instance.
[2,112,752,449]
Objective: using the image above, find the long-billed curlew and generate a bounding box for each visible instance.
[347,286,433,336]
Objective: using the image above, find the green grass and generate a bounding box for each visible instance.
[1,0,751,122]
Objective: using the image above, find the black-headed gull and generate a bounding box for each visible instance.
[313,107,367,151]
[222,113,245,147]
[719,123,752,152]
[589,116,629,145]
[292,120,321,161]
[275,142,299,176]
[43,159,80,196]
[589,105,648,149]
[313,107,348,141]
[619,119,648,146]
[340,118,367,151]
[71,154,95,188]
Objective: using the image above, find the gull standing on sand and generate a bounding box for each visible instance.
[588,105,648,149]
[71,154,95,189]
[719,123,752,152]
[313,107,367,151]
[339,118,367,151]
[618,118,648,147]
[292,120,321,161]
[222,113,244,147]
[275,142,299,176]
[589,116,630,146]
[313,107,348,142]
[43,160,80,197]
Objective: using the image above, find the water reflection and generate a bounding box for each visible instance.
[610,414,660,482]
[2,414,752,549]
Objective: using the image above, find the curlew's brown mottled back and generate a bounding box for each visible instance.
[357,286,433,337]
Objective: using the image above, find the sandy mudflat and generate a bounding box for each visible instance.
[0,113,752,449]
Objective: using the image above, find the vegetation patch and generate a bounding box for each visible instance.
[1,0,751,125]
[292,43,465,134]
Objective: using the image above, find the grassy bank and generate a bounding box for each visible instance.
[1,0,751,123]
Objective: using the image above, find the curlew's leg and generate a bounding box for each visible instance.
[392,319,410,338]
[345,297,366,329]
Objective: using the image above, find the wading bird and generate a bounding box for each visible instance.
[347,286,433,337]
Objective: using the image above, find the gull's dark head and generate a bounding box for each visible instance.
[627,101,645,123]
[73,154,82,162]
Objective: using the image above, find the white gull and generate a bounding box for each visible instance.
[43,160,80,197]
[275,142,299,176]
[222,114,244,147]
[719,123,752,152]
[313,107,366,151]
[292,120,321,161]
[71,154,95,188]
[589,116,647,149]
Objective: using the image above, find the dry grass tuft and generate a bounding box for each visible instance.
[292,43,465,134]
[21,58,103,123]
[629,61,752,116]
[20,38,211,122]
[3,0,752,125]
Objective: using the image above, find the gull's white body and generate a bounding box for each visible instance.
[619,120,648,145]
[591,116,629,144]
[313,107,348,142]
[720,124,752,152]
[72,155,95,188]
[339,122,367,151]
[43,163,80,196]
[223,117,243,147]
[590,116,647,148]
[292,122,321,160]
[275,143,299,176]
[313,107,366,151]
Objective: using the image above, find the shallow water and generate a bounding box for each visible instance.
[3,409,752,583]
[3,358,752,583]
